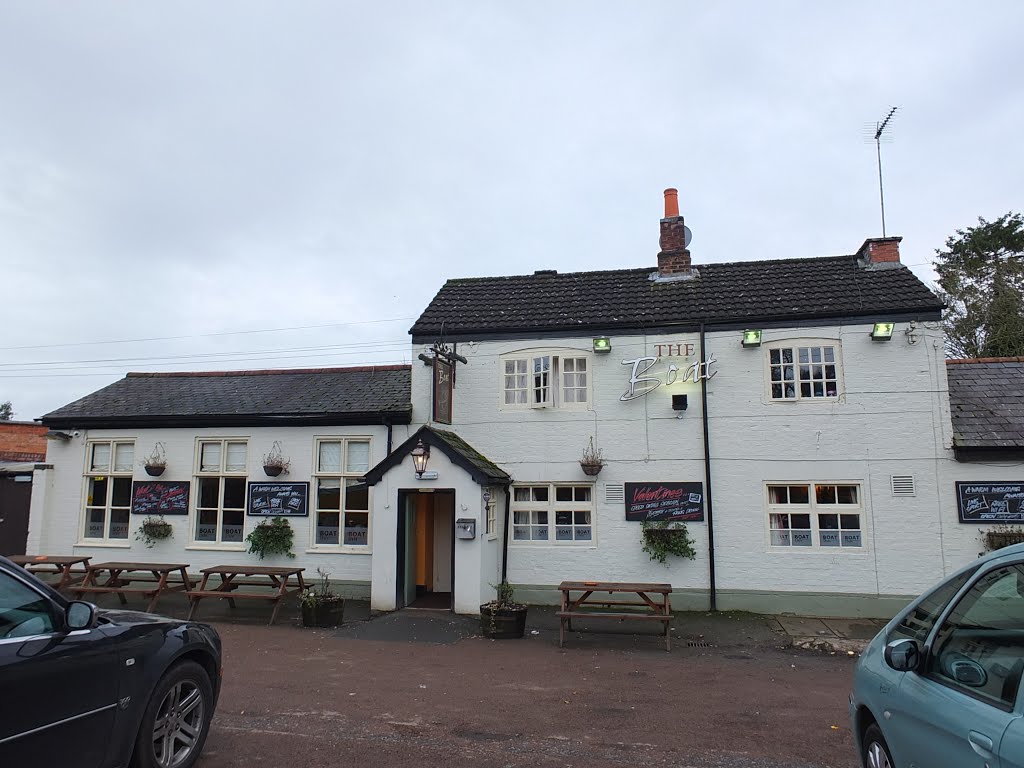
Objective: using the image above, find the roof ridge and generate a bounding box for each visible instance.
[947,357,1024,365]
[126,364,412,379]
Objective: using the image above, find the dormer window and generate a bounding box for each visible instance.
[501,351,590,410]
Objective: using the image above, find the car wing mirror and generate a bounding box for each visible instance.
[949,659,988,687]
[65,601,96,631]
[883,638,921,672]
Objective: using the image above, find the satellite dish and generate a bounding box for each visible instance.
[683,226,692,248]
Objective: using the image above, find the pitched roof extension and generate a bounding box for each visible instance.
[410,256,943,340]
[362,425,510,486]
[41,366,412,428]
[947,358,1024,451]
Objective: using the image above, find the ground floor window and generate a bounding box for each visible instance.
[512,484,593,544]
[767,483,863,549]
[195,476,246,544]
[313,438,371,547]
[82,440,134,542]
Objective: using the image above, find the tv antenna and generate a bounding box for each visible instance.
[864,106,898,237]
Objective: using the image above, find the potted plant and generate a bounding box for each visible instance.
[245,516,295,559]
[981,523,1024,552]
[579,437,604,476]
[135,516,173,548]
[300,568,345,628]
[262,441,290,477]
[143,442,167,477]
[480,581,528,639]
[641,519,697,564]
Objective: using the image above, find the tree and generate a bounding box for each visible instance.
[935,213,1024,359]
[0,401,12,420]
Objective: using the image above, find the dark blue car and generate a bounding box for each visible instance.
[0,555,222,768]
[850,543,1024,767]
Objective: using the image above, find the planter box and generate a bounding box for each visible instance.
[480,604,528,639]
[301,598,345,628]
[985,531,1024,551]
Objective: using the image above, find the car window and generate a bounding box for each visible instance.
[927,563,1024,709]
[888,567,978,643]
[0,570,58,639]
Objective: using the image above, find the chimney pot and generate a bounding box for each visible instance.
[663,188,679,219]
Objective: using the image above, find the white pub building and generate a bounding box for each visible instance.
[27,190,1024,617]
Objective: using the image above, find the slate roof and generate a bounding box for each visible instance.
[947,358,1024,449]
[410,256,943,339]
[363,425,510,486]
[41,366,412,428]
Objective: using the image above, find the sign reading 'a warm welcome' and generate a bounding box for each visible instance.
[625,482,705,522]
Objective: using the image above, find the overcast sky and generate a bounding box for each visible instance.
[2,2,1022,421]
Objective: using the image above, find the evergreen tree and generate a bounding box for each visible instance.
[935,213,1024,358]
[0,401,12,420]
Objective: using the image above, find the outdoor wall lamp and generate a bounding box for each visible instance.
[741,329,762,348]
[672,394,688,412]
[411,440,430,477]
[593,336,612,354]
[870,322,895,341]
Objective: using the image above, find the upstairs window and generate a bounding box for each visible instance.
[767,342,841,400]
[501,352,590,409]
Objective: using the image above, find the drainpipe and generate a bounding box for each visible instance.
[385,419,393,455]
[700,323,718,611]
[500,484,512,583]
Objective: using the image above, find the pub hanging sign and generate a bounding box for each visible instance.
[433,358,453,424]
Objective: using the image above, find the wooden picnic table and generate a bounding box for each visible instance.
[9,555,92,590]
[557,581,673,651]
[73,562,192,613]
[187,565,307,626]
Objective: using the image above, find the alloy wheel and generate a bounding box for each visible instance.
[151,680,206,768]
[866,740,892,768]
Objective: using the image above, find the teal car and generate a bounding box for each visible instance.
[850,542,1024,767]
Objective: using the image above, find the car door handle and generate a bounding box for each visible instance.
[968,730,994,757]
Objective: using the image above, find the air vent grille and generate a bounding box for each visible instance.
[891,475,916,497]
[605,483,625,504]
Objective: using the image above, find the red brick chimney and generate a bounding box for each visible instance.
[658,188,691,277]
[856,236,902,266]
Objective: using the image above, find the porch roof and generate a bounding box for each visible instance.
[363,425,510,487]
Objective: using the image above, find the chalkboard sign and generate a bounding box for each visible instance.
[956,481,1024,523]
[625,482,704,522]
[132,481,190,516]
[247,482,309,517]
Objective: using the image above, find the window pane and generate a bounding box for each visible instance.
[770,513,789,529]
[791,514,811,529]
[196,510,218,541]
[819,514,839,530]
[820,529,841,547]
[770,349,781,365]
[574,511,590,525]
[513,526,530,540]
[318,479,341,510]
[109,509,130,540]
[344,513,369,545]
[800,383,811,398]
[841,514,861,529]
[890,569,977,642]
[200,442,221,472]
[532,526,549,541]
[316,511,340,545]
[199,477,219,508]
[113,443,134,472]
[318,441,342,473]
[798,348,809,363]
[555,487,573,502]
[111,477,132,507]
[0,573,57,636]
[91,443,111,472]
[225,442,247,472]
[782,349,793,364]
[223,478,246,509]
[768,486,788,504]
[514,488,531,502]
[532,487,548,502]
[222,510,244,542]
[85,508,106,539]
[88,476,108,507]
[816,485,838,504]
[837,486,858,504]
[535,511,548,525]
[789,486,809,504]
[841,531,862,547]
[574,487,591,501]
[555,511,572,525]
[555,524,573,541]
[771,384,783,399]
[513,511,530,525]
[345,480,369,511]
[575,526,592,541]
[792,531,813,546]
[771,530,791,546]
[346,441,370,473]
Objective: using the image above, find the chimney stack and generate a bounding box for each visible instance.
[856,236,902,267]
[658,187,691,277]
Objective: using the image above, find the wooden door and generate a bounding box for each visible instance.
[0,474,32,556]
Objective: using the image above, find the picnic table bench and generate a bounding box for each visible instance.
[187,565,306,625]
[557,581,673,651]
[72,562,192,613]
[9,555,91,590]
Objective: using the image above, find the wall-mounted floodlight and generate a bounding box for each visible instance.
[410,440,430,477]
[593,337,612,354]
[870,322,895,341]
[672,394,688,411]
[741,330,762,348]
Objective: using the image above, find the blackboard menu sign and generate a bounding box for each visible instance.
[625,482,704,522]
[247,482,309,517]
[132,481,190,516]
[956,481,1024,523]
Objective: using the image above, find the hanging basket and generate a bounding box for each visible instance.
[985,530,1024,551]
[264,464,284,477]
[580,461,604,477]
[144,464,166,477]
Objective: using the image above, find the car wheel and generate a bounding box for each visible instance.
[863,723,895,768]
[131,661,214,768]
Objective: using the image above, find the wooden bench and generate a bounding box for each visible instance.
[557,581,673,651]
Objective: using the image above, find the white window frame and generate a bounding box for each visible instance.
[485,496,498,540]
[764,339,842,402]
[80,440,135,546]
[190,438,249,549]
[510,483,595,546]
[310,436,372,552]
[499,350,592,411]
[765,481,865,551]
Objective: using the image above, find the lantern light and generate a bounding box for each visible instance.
[411,440,430,477]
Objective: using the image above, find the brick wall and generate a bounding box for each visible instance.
[0,422,47,462]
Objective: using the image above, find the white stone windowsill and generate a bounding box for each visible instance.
[304,548,372,556]
[75,541,131,548]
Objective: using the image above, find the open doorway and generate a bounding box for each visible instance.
[396,490,455,610]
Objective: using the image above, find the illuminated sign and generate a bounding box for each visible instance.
[620,342,718,401]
